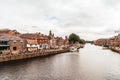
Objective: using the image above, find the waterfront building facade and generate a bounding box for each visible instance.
[22,33,50,51]
[26,39,38,51]
[48,30,69,49]
[37,37,50,49]
[0,34,27,54]
[94,36,120,48]
[0,29,69,53]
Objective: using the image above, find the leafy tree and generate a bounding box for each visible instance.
[69,33,85,44]
[79,39,86,44]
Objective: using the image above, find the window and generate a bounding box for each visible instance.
[40,45,42,48]
[13,47,17,51]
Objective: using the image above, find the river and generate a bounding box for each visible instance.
[0,44,120,80]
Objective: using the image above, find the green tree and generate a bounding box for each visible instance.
[69,33,85,44]
[79,39,86,44]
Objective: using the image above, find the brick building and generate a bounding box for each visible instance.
[94,38,110,46]
[110,38,120,47]
[37,37,50,49]
[26,39,38,51]
[48,30,69,49]
[0,34,27,54]
[20,30,69,50]
[21,33,50,51]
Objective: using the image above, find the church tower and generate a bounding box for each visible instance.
[49,30,52,36]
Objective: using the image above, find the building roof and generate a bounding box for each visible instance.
[21,33,49,40]
[27,39,38,44]
[20,33,41,39]
[0,34,23,41]
[0,29,20,35]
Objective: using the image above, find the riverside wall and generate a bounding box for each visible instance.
[110,47,120,53]
[0,49,69,63]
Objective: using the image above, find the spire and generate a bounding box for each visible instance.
[49,30,52,35]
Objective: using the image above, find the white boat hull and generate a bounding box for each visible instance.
[69,47,79,52]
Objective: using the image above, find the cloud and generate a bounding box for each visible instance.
[0,0,119,40]
[104,0,120,6]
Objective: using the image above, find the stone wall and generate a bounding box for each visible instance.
[9,40,27,54]
[0,49,69,63]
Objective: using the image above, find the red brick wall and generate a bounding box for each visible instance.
[9,40,27,54]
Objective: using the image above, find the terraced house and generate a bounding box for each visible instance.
[21,33,50,51]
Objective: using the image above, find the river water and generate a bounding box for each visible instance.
[0,44,120,80]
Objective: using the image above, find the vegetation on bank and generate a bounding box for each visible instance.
[69,33,85,44]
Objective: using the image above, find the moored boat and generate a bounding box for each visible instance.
[69,47,79,52]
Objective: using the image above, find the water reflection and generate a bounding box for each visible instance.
[0,44,120,80]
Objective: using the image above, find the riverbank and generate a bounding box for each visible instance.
[94,44,120,53]
[110,47,120,53]
[0,49,69,63]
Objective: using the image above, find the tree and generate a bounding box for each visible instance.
[69,33,85,44]
[79,39,86,44]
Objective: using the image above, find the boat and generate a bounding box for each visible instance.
[80,44,85,48]
[69,47,79,52]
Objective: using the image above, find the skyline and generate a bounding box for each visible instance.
[0,0,120,40]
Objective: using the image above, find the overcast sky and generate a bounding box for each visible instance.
[0,0,120,40]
